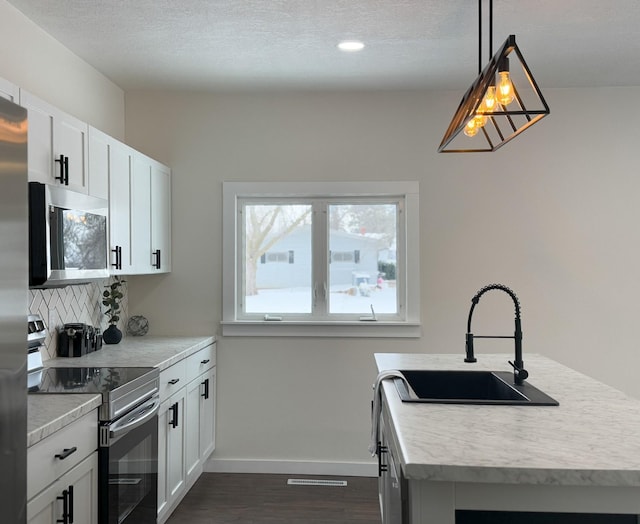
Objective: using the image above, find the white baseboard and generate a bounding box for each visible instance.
[204,458,378,478]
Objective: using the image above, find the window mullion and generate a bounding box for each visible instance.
[311,200,328,318]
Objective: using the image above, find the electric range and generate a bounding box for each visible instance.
[27,315,159,524]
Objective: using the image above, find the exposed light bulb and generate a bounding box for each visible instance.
[497,72,515,106]
[463,119,479,137]
[473,114,487,128]
[473,86,496,129]
[482,86,497,112]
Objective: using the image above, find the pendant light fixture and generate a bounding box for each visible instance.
[438,0,550,153]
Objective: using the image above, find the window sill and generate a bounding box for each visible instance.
[220,320,421,338]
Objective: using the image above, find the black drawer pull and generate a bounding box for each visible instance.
[55,155,69,185]
[56,488,69,524]
[376,442,388,477]
[200,359,210,364]
[111,246,122,270]
[169,402,179,428]
[68,484,74,524]
[168,378,180,385]
[201,378,209,399]
[153,249,161,269]
[55,447,77,460]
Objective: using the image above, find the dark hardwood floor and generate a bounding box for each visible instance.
[166,473,382,524]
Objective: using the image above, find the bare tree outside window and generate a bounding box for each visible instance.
[243,204,311,298]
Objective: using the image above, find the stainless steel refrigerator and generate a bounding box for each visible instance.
[0,95,28,523]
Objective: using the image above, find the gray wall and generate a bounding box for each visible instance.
[124,87,640,473]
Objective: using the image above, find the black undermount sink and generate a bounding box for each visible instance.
[394,370,559,406]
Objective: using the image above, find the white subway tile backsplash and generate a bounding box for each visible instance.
[30,278,129,360]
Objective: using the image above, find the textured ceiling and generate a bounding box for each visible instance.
[7,0,640,92]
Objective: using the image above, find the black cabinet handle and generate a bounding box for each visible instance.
[200,359,210,364]
[111,246,122,270]
[377,442,388,477]
[68,485,74,524]
[201,378,209,399]
[168,378,180,385]
[55,155,69,185]
[56,488,69,524]
[55,447,77,460]
[153,249,161,269]
[169,402,179,428]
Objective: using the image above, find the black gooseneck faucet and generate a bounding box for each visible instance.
[465,284,529,385]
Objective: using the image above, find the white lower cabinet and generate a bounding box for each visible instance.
[185,366,216,487]
[27,452,98,524]
[157,386,187,523]
[377,408,406,524]
[27,410,98,524]
[157,343,216,524]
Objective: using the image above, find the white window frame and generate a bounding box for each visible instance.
[221,181,421,337]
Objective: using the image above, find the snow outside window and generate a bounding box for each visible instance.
[222,181,421,337]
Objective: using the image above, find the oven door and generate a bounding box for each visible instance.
[99,395,159,524]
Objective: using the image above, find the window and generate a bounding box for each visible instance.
[331,251,355,263]
[261,251,294,264]
[222,181,420,337]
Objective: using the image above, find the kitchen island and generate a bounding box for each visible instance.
[375,353,640,523]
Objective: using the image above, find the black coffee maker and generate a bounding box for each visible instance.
[57,323,102,357]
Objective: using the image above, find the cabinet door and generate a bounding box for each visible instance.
[185,376,203,486]
[199,367,216,460]
[158,389,186,522]
[109,140,134,274]
[0,77,19,103]
[21,90,89,194]
[185,367,216,488]
[27,452,98,524]
[150,161,172,272]
[131,154,152,273]
[157,397,169,518]
[56,111,89,194]
[87,127,110,200]
[21,91,55,186]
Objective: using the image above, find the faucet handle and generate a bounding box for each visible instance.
[508,360,529,384]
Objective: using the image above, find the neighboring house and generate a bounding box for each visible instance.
[255,226,383,289]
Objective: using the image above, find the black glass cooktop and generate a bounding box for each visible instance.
[29,366,156,394]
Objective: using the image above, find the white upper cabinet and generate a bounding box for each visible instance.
[87,127,110,200]
[0,76,19,103]
[21,90,90,195]
[13,83,171,276]
[130,152,172,274]
[89,127,134,274]
[151,161,172,273]
[131,153,153,273]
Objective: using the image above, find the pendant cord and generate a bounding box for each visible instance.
[478,0,482,74]
[479,0,494,72]
[489,0,493,58]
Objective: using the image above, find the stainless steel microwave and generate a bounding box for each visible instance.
[29,182,110,287]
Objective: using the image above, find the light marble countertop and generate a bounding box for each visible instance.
[45,335,215,370]
[28,394,101,447]
[375,353,640,487]
[28,335,215,448]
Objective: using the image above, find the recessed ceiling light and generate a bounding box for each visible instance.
[337,40,365,52]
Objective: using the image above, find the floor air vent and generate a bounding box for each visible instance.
[287,479,347,487]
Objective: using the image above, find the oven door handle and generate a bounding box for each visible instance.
[109,396,160,438]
